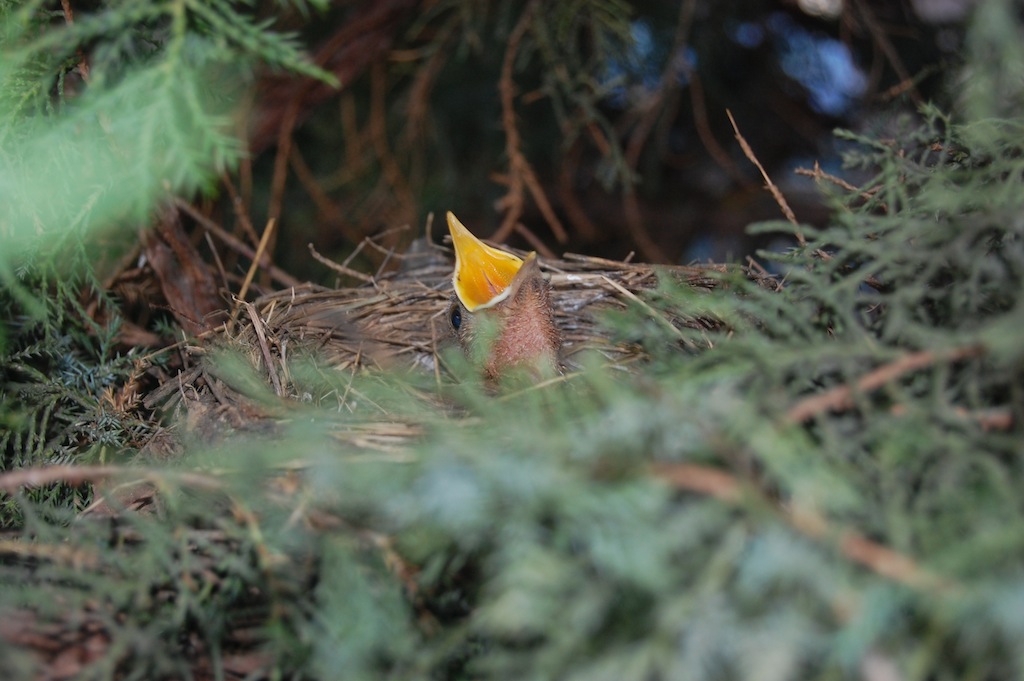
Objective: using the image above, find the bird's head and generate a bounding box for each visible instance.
[446,212,561,380]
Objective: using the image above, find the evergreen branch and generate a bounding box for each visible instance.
[795,161,885,209]
[652,462,954,593]
[185,0,337,84]
[784,345,984,424]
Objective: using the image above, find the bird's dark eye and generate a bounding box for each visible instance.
[450,305,462,330]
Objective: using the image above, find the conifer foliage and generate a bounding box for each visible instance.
[1,1,1024,680]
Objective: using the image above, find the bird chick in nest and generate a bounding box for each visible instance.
[446,212,561,380]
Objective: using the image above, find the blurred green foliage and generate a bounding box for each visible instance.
[0,0,332,505]
[2,0,1024,680]
[1,0,328,261]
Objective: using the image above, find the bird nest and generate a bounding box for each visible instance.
[145,233,751,450]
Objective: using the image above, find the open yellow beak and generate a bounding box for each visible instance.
[447,211,523,311]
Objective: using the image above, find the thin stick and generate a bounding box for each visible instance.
[204,231,230,294]
[726,109,802,241]
[210,211,275,335]
[236,218,277,305]
[308,243,375,284]
[601,275,693,348]
[959,407,1014,431]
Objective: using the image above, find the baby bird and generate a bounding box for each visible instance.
[446,212,561,380]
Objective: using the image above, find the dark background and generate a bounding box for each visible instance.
[208,0,970,282]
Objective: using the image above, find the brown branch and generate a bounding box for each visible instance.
[522,164,568,244]
[369,62,416,226]
[688,71,749,186]
[493,0,568,246]
[402,26,452,144]
[397,35,451,197]
[878,69,936,104]
[288,147,365,246]
[513,223,557,259]
[889,404,1015,432]
[785,345,984,425]
[557,141,600,241]
[222,173,261,247]
[340,92,368,178]
[624,0,694,172]
[59,0,90,82]
[249,0,420,155]
[786,504,951,592]
[0,465,223,494]
[651,462,742,502]
[651,462,952,592]
[963,407,1014,431]
[267,99,299,254]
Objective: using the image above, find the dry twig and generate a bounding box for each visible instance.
[308,243,376,284]
[726,109,801,239]
[243,301,284,397]
[0,465,223,494]
[237,219,277,306]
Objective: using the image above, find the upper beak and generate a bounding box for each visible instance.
[447,211,524,311]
